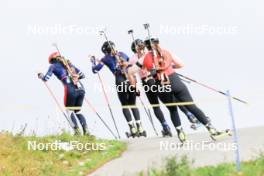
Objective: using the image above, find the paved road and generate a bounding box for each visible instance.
[90,126,264,176]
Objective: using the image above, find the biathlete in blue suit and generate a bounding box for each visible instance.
[38,52,88,135]
[92,41,146,137]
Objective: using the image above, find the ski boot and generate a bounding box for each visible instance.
[187,113,201,130]
[176,127,187,144]
[205,116,211,122]
[126,123,138,138]
[206,123,232,141]
[82,125,90,136]
[136,122,147,137]
[161,122,172,137]
[74,128,81,136]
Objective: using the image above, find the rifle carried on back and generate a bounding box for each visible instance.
[99,30,128,78]
[52,43,82,88]
[143,23,170,85]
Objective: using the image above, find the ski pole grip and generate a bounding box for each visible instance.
[90,55,96,65]
[143,23,150,29]
[128,29,133,34]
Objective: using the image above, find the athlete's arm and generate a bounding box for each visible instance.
[127,56,144,86]
[118,51,129,62]
[92,58,105,74]
[40,65,55,82]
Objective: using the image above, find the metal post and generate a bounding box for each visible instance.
[227,90,241,172]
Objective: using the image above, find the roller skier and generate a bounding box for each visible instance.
[91,36,146,138]
[38,51,89,136]
[142,36,229,142]
[128,38,202,135]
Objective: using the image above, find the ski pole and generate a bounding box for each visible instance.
[176,73,248,104]
[89,54,121,139]
[139,97,158,136]
[84,98,118,139]
[143,23,152,43]
[42,81,73,129]
[52,43,62,56]
[97,73,121,139]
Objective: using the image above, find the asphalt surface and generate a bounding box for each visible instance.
[90,126,264,176]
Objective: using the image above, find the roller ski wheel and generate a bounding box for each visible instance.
[135,122,146,137]
[137,130,147,137]
[210,129,232,141]
[125,131,137,138]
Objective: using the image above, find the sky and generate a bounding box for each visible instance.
[0,0,263,139]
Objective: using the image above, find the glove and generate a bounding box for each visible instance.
[37,73,44,80]
[90,55,96,66]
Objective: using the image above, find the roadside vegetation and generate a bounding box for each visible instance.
[139,153,264,176]
[0,131,126,176]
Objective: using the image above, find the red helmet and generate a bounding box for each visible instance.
[48,52,60,63]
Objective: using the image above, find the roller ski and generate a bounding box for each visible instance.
[136,121,147,137]
[161,123,172,137]
[126,123,138,138]
[206,124,232,141]
[176,127,187,145]
[210,129,232,141]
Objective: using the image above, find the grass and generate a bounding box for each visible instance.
[0,131,126,176]
[139,153,264,176]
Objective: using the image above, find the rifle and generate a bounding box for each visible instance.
[143,23,170,85]
[52,43,82,88]
[99,30,128,78]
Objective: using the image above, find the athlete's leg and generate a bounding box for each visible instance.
[175,97,199,124]
[143,79,166,124]
[64,84,79,134]
[158,91,181,128]
[158,90,186,141]
[117,90,132,122]
[169,73,219,135]
[127,89,140,121]
[169,73,210,125]
[75,89,88,135]
[116,76,137,134]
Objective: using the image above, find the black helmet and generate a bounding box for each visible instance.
[131,39,145,53]
[101,41,115,54]
[144,37,159,50]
